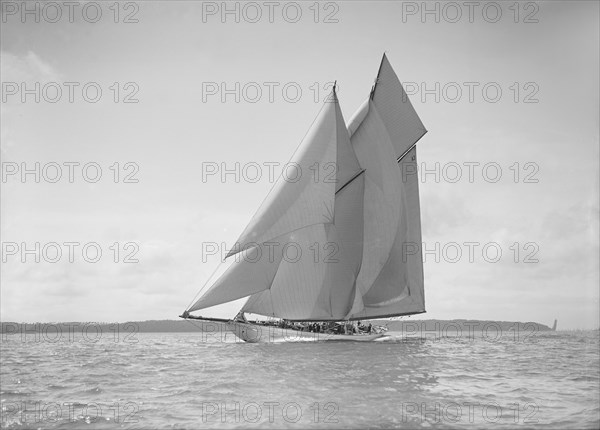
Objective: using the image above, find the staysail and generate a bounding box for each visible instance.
[188,54,427,321]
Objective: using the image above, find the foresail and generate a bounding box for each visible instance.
[225,100,339,258]
[192,91,365,317]
[187,241,286,313]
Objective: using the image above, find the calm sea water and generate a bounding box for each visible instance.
[1,329,598,429]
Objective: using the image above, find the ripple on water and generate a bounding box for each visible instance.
[0,331,598,429]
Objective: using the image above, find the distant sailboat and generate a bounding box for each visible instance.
[181,54,428,342]
[552,319,558,331]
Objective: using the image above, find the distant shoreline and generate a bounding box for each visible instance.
[1,319,556,333]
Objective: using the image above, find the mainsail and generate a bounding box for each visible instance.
[188,54,427,321]
[345,54,427,319]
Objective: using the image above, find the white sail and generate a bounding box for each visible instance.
[187,54,427,322]
[343,100,403,313]
[241,174,365,320]
[190,91,364,317]
[369,54,427,158]
[346,147,424,319]
[188,241,286,313]
[225,99,340,258]
[240,221,358,320]
[344,55,427,319]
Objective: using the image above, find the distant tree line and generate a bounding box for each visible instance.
[0,319,553,335]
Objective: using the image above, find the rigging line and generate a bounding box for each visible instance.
[185,258,226,311]
[225,91,333,259]
[322,200,334,223]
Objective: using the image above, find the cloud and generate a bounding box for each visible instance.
[421,189,472,238]
[0,51,62,157]
[0,50,61,82]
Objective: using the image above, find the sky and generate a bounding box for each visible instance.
[1,1,598,329]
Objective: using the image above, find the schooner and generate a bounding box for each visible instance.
[181,54,428,342]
